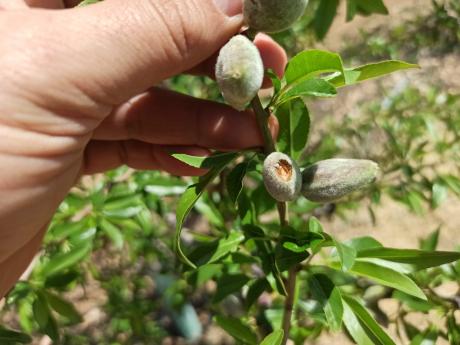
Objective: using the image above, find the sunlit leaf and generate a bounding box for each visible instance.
[308,274,343,331]
[285,50,345,85]
[329,61,418,88]
[357,247,460,270]
[276,99,310,161]
[175,153,238,268]
[343,295,396,345]
[330,260,426,300]
[260,330,284,345]
[40,242,92,277]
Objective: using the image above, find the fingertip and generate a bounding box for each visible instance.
[268,114,280,141]
[254,33,288,85]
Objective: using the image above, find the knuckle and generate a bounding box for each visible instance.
[144,0,205,62]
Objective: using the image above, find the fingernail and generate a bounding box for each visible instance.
[213,0,243,17]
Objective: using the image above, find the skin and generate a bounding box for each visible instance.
[0,0,287,299]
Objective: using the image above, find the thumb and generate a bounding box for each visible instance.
[47,0,243,105]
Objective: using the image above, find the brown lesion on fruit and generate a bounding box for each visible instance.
[276,159,293,182]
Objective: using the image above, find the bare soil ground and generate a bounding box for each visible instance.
[309,1,460,344]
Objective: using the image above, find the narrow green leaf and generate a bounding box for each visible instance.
[275,99,310,161]
[329,61,419,88]
[392,291,434,313]
[275,244,309,271]
[343,295,396,345]
[99,218,124,249]
[260,330,284,345]
[43,290,82,323]
[432,183,448,208]
[283,242,310,253]
[419,228,440,251]
[334,239,357,271]
[188,264,222,287]
[40,242,92,277]
[175,153,238,268]
[215,316,258,345]
[447,314,460,344]
[267,69,282,95]
[410,327,438,345]
[0,327,31,344]
[285,50,345,85]
[343,301,375,345]
[355,0,389,15]
[356,247,460,270]
[50,221,88,241]
[213,274,250,304]
[207,231,245,264]
[245,278,270,310]
[308,216,324,233]
[227,161,249,205]
[346,237,383,251]
[172,152,238,169]
[78,0,101,6]
[276,79,337,106]
[330,260,426,300]
[346,0,358,21]
[308,274,343,331]
[314,0,340,40]
[32,293,49,330]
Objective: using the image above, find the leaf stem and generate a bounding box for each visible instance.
[250,94,295,345]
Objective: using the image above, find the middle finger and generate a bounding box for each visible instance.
[92,87,278,151]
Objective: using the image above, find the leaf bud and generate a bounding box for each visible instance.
[263,152,302,202]
[243,0,309,33]
[215,35,264,111]
[301,159,380,203]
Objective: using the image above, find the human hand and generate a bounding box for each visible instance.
[0,0,287,298]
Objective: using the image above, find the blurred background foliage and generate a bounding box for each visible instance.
[1,1,460,344]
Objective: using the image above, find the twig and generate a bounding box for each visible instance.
[250,94,295,345]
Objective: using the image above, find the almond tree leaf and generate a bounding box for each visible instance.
[276,79,337,106]
[419,228,440,251]
[330,260,426,300]
[213,273,250,304]
[43,290,83,324]
[227,161,249,205]
[0,327,32,344]
[328,61,419,88]
[308,274,343,331]
[78,0,101,6]
[99,218,124,249]
[172,152,238,169]
[275,99,310,161]
[343,295,396,345]
[215,316,258,345]
[313,0,340,40]
[207,231,245,264]
[285,50,345,85]
[175,153,238,268]
[40,242,92,277]
[356,247,460,270]
[260,330,284,345]
[334,238,357,271]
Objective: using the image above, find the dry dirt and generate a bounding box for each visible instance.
[308,1,459,344]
